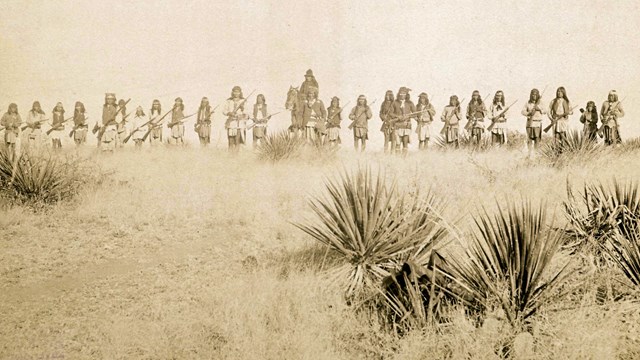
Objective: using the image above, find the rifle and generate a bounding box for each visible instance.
[166,112,197,128]
[225,90,257,131]
[140,107,175,142]
[597,96,626,138]
[247,111,283,131]
[46,116,74,135]
[543,103,579,133]
[486,100,518,132]
[348,99,377,130]
[21,118,49,131]
[122,117,158,143]
[439,98,465,136]
[97,98,131,139]
[68,118,90,138]
[194,103,221,132]
[464,93,491,131]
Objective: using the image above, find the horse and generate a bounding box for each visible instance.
[285,86,303,137]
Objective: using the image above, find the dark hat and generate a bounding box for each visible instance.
[398,87,410,94]
[232,86,242,92]
[305,69,314,77]
[175,97,183,102]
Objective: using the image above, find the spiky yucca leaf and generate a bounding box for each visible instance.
[293,166,448,299]
[434,132,492,151]
[447,199,569,329]
[564,179,640,258]
[256,130,305,162]
[606,223,640,287]
[0,148,87,205]
[538,130,602,166]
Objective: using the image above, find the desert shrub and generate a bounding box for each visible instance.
[256,130,305,162]
[293,165,449,301]
[0,148,94,208]
[606,223,640,289]
[434,132,492,151]
[619,136,640,153]
[564,179,640,263]
[538,130,602,166]
[446,199,570,331]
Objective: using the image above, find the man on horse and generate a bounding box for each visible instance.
[299,69,319,102]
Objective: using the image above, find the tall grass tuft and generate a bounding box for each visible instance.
[293,165,449,300]
[564,179,640,261]
[434,132,492,151]
[0,148,92,207]
[256,130,305,162]
[447,199,569,330]
[538,130,601,166]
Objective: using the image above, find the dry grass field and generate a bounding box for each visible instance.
[1,140,640,359]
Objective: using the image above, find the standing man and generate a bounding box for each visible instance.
[252,94,269,148]
[195,97,212,146]
[115,99,128,148]
[489,91,508,146]
[466,90,486,146]
[168,97,185,145]
[521,89,546,156]
[326,96,343,147]
[131,106,147,148]
[224,86,250,152]
[299,69,319,103]
[148,99,164,146]
[72,101,88,146]
[579,101,599,142]
[379,90,396,153]
[548,86,573,148]
[1,103,22,156]
[600,90,625,146]
[415,92,436,150]
[441,95,462,148]
[100,93,118,152]
[298,87,326,141]
[24,101,46,151]
[392,87,416,155]
[50,102,66,150]
[348,95,372,152]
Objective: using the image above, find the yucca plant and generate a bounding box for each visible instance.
[606,222,640,288]
[293,165,449,300]
[0,148,88,206]
[255,130,305,162]
[564,179,640,261]
[620,137,640,153]
[538,130,601,166]
[446,199,570,330]
[434,133,492,152]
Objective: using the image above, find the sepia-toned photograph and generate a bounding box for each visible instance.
[1,0,639,358]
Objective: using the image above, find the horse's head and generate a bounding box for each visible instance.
[285,86,299,110]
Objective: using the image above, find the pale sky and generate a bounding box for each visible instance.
[1,0,639,146]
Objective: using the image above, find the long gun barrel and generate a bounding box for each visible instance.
[141,107,175,142]
[439,98,465,136]
[348,99,377,130]
[21,118,50,131]
[97,98,131,139]
[46,116,74,135]
[486,100,518,132]
[543,104,579,133]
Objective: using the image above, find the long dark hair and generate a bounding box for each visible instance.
[555,86,569,102]
[493,91,505,106]
[31,101,45,115]
[586,101,598,119]
[151,100,161,115]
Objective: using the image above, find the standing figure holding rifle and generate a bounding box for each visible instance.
[326,97,343,147]
[49,102,66,150]
[521,88,546,156]
[252,94,269,148]
[441,95,462,148]
[1,103,22,155]
[195,97,212,146]
[579,101,599,142]
[600,90,625,146]
[24,101,46,151]
[548,86,573,149]
[489,91,507,146]
[100,93,118,152]
[224,86,250,152]
[115,99,128,148]
[349,95,373,152]
[392,87,416,155]
[298,87,326,142]
[168,97,185,146]
[466,90,487,146]
[379,90,396,153]
[416,92,436,150]
[148,100,164,146]
[72,101,88,146]
[129,106,146,148]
